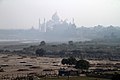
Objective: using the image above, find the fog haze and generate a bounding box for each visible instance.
[0,0,120,29]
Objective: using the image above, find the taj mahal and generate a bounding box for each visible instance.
[38,12,77,34]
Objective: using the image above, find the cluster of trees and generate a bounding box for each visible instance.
[35,41,46,56]
[22,40,120,60]
[68,41,74,46]
[35,41,75,57]
[61,57,90,70]
[111,74,120,80]
[0,68,4,72]
[61,57,77,65]
[35,48,46,56]
[1,25,120,41]
[75,60,90,70]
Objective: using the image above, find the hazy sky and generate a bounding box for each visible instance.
[0,0,120,29]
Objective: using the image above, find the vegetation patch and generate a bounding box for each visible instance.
[30,66,41,69]
[20,61,26,63]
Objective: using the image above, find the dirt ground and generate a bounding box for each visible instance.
[0,54,120,79]
[0,54,62,79]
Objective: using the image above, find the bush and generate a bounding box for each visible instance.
[111,74,120,80]
[0,68,4,72]
[61,59,68,65]
[68,41,74,45]
[61,57,77,65]
[40,41,46,46]
[75,60,90,70]
[36,48,46,56]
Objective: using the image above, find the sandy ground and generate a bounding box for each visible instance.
[0,54,62,79]
[0,54,120,79]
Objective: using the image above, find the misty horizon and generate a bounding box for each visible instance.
[0,0,120,29]
[0,12,119,30]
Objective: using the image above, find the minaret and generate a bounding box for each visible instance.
[44,18,45,23]
[39,18,41,31]
[31,26,35,30]
[44,18,46,32]
[72,18,75,24]
[72,18,76,28]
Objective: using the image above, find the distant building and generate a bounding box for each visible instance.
[39,12,76,33]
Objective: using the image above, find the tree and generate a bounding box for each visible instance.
[61,57,77,65]
[59,50,65,57]
[111,74,120,80]
[68,41,73,46]
[0,68,4,72]
[40,41,46,46]
[67,57,77,65]
[75,60,90,70]
[35,48,46,56]
[61,59,68,65]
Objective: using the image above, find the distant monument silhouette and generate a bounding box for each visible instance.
[39,12,76,33]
